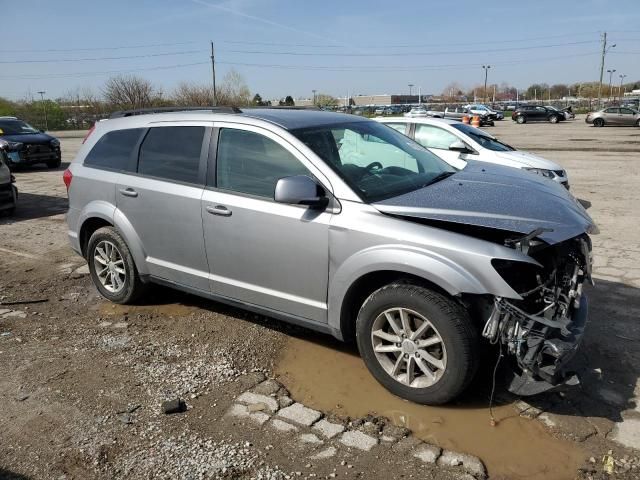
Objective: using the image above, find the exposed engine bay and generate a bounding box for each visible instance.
[485,231,593,395]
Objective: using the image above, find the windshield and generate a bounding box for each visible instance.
[0,120,39,135]
[451,123,515,152]
[292,121,456,202]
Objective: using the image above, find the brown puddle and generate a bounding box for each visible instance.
[99,302,198,317]
[276,336,585,480]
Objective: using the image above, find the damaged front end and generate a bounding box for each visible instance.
[485,232,593,396]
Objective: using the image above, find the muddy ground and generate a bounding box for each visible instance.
[1,117,639,480]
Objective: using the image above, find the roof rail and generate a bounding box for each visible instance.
[109,106,242,119]
[246,106,321,111]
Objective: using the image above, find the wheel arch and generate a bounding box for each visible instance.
[77,202,149,275]
[337,270,452,343]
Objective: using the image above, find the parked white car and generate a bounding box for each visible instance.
[403,106,428,118]
[376,117,569,187]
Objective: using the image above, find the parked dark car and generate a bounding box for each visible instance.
[0,117,61,168]
[511,105,566,124]
[0,146,17,215]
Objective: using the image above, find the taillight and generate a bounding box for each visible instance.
[82,124,96,144]
[63,168,73,192]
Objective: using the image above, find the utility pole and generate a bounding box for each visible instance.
[408,83,414,101]
[492,84,496,103]
[607,69,616,102]
[597,32,616,108]
[37,91,48,131]
[312,89,317,106]
[482,65,490,103]
[210,42,217,106]
[418,86,421,104]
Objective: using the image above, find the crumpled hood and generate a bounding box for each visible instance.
[493,150,563,170]
[0,133,55,145]
[374,161,596,244]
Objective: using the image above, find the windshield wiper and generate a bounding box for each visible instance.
[420,171,456,188]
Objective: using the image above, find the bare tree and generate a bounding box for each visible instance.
[314,93,338,108]
[103,75,156,109]
[172,82,215,106]
[216,69,251,106]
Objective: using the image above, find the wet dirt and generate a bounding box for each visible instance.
[276,335,586,480]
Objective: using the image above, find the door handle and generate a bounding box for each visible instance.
[206,205,232,217]
[119,188,138,198]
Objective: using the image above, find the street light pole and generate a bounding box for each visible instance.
[312,89,317,106]
[607,69,616,102]
[618,74,627,103]
[408,83,414,102]
[37,91,48,131]
[482,65,491,104]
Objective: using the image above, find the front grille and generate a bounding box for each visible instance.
[25,144,52,155]
[554,170,565,177]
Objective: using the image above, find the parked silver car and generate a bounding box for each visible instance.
[66,107,596,404]
[585,107,640,127]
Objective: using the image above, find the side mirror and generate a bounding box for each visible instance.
[449,140,469,152]
[274,175,328,208]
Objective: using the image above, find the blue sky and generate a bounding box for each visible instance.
[1,0,639,101]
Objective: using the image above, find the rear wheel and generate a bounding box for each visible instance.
[516,115,526,124]
[636,119,640,127]
[356,283,479,405]
[594,118,605,127]
[87,226,146,304]
[549,115,559,124]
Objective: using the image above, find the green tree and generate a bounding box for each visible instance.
[284,95,294,106]
[252,93,265,106]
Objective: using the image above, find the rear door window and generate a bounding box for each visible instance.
[84,128,145,171]
[138,126,205,184]
[385,123,408,134]
[414,124,459,150]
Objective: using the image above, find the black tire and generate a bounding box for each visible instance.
[356,283,479,405]
[46,158,61,168]
[636,119,640,127]
[549,115,559,124]
[87,226,145,304]
[516,115,526,124]
[593,118,605,127]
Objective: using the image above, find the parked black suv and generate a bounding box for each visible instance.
[511,105,565,124]
[0,117,61,168]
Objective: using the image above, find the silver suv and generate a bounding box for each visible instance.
[65,107,596,404]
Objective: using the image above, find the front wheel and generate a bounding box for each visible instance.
[87,226,146,304]
[516,115,526,124]
[549,115,559,124]
[594,118,605,127]
[356,283,479,405]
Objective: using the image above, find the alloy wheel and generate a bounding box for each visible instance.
[93,240,127,293]
[370,307,447,388]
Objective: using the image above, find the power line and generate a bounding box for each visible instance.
[0,50,204,64]
[220,31,601,49]
[0,41,198,54]
[224,40,598,57]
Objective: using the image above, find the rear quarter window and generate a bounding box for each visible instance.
[84,128,145,171]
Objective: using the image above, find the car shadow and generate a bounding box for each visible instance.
[0,468,31,479]
[1,192,68,223]
[140,276,640,422]
[8,161,70,173]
